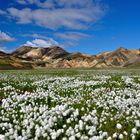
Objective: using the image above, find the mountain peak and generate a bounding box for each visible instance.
[0,51,7,55]
[12,45,32,56]
[11,45,69,60]
[116,47,128,52]
[1,46,140,69]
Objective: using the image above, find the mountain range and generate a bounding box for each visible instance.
[0,46,140,69]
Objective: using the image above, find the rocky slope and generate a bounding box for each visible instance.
[1,46,140,69]
[94,47,140,68]
[0,51,33,70]
[12,46,97,68]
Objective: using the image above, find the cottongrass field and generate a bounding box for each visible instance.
[0,69,140,140]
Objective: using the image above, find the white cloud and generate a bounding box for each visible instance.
[24,39,59,48]
[61,41,79,48]
[16,0,103,9]
[16,0,28,4]
[0,46,6,52]
[0,31,15,42]
[7,0,106,30]
[55,32,90,41]
[8,8,32,24]
[0,9,6,15]
[16,0,36,5]
[0,46,13,53]
[22,33,50,40]
[0,31,15,53]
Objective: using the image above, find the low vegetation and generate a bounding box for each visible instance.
[0,69,140,140]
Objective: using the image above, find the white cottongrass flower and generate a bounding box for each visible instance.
[69,136,76,140]
[123,131,128,136]
[119,134,123,139]
[116,123,122,129]
[112,133,117,138]
[0,134,6,140]
[131,128,137,134]
[135,120,140,128]
[107,136,112,140]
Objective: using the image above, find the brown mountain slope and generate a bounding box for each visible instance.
[123,54,140,68]
[12,46,32,56]
[94,47,140,68]
[12,46,69,60]
[1,46,140,69]
[0,51,33,70]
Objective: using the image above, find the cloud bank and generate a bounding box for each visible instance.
[55,32,90,41]
[0,31,15,52]
[24,39,59,48]
[0,31,15,42]
[5,0,106,30]
[0,0,107,50]
[22,33,50,40]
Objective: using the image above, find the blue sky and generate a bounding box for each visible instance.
[0,0,140,55]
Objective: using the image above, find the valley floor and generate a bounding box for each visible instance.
[0,69,140,140]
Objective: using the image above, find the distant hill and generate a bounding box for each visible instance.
[123,55,140,68]
[94,47,140,68]
[1,46,140,69]
[0,50,33,70]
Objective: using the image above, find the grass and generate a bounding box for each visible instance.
[0,68,140,139]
